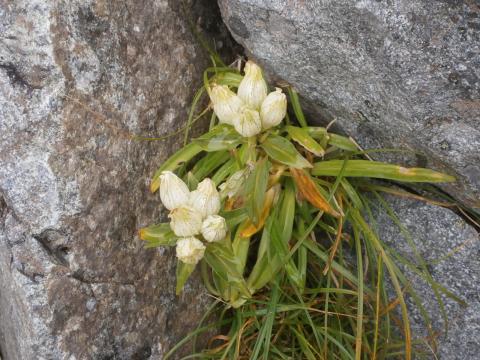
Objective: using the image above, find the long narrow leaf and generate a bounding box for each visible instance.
[138,223,177,247]
[313,160,455,183]
[286,125,325,156]
[150,143,202,192]
[176,261,196,295]
[244,158,270,224]
[291,168,340,217]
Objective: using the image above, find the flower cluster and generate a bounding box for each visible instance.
[209,61,287,137]
[159,171,227,265]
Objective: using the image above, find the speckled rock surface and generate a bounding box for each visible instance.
[0,0,234,358]
[374,195,480,359]
[218,0,480,207]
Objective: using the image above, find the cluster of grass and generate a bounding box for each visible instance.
[145,60,472,360]
[145,15,476,359]
[164,174,469,360]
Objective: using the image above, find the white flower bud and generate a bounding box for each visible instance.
[233,108,262,137]
[219,169,248,199]
[209,85,244,125]
[201,215,227,242]
[168,205,203,237]
[260,88,287,129]
[189,178,221,218]
[237,61,268,110]
[159,171,190,210]
[175,237,206,265]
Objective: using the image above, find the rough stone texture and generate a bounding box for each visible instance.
[374,195,480,359]
[0,0,234,358]
[218,0,480,208]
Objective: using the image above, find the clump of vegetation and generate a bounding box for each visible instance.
[140,57,463,359]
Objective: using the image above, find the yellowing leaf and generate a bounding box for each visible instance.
[261,134,312,169]
[138,223,177,248]
[240,186,277,237]
[312,160,456,183]
[290,168,340,218]
[286,125,325,156]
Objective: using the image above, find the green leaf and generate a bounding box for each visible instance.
[271,215,303,291]
[213,72,243,88]
[291,328,317,360]
[205,242,251,299]
[279,179,295,244]
[190,150,230,181]
[261,134,312,169]
[244,158,270,224]
[312,160,456,183]
[247,252,282,292]
[306,127,357,151]
[328,133,358,152]
[186,171,199,191]
[286,126,325,156]
[232,228,251,273]
[340,179,364,210]
[220,207,248,228]
[138,223,177,248]
[150,142,203,192]
[176,260,196,295]
[287,87,308,127]
[211,158,236,185]
[193,124,242,151]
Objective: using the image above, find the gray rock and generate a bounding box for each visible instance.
[0,0,232,358]
[373,195,480,359]
[218,0,480,208]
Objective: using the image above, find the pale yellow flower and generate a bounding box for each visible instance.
[189,178,221,218]
[159,171,190,210]
[219,169,249,199]
[237,61,268,110]
[233,108,262,137]
[175,237,205,265]
[210,84,244,125]
[201,215,227,242]
[260,88,287,129]
[168,205,203,237]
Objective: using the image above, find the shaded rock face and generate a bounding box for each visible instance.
[374,196,480,359]
[218,0,480,207]
[0,0,234,358]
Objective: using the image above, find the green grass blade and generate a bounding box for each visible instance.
[183,87,206,145]
[353,226,364,360]
[287,87,308,127]
[250,281,280,360]
[351,209,412,360]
